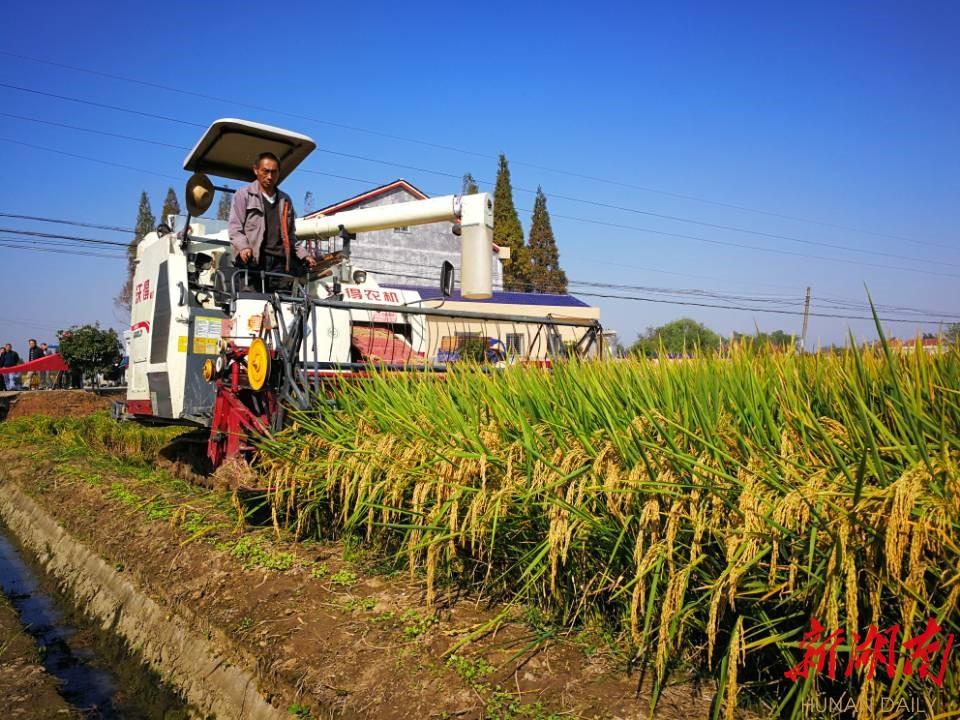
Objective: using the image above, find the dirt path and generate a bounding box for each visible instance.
[0,593,78,719]
[6,390,117,420]
[0,439,716,719]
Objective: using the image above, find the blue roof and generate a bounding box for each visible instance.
[386,285,591,308]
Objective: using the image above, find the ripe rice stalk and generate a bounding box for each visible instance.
[255,338,960,717]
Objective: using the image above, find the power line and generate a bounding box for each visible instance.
[0,227,130,247]
[1,107,954,275]
[0,315,69,333]
[0,235,128,255]
[1,133,958,287]
[0,241,125,259]
[0,49,945,251]
[0,112,188,151]
[571,291,953,326]
[538,210,960,280]
[0,206,801,295]
[0,236,950,326]
[0,232,128,253]
[0,113,414,191]
[2,203,957,321]
[0,137,179,180]
[0,212,134,234]
[0,82,204,128]
[2,102,951,264]
[353,254,960,321]
[272,142,958,264]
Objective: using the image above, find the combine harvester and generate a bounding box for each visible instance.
[117,119,604,466]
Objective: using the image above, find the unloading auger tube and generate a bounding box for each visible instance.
[297,193,494,300]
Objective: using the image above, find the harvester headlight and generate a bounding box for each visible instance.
[352,270,367,284]
[246,338,270,392]
[202,358,216,382]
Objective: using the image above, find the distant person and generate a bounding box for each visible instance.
[38,342,52,389]
[1,343,21,390]
[228,151,317,290]
[24,338,42,390]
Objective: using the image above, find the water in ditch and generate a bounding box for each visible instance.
[0,521,193,719]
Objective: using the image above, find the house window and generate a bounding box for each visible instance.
[506,333,524,354]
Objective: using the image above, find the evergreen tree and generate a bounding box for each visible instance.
[492,154,529,291]
[160,187,180,223]
[462,173,479,195]
[303,191,315,215]
[527,187,567,293]
[115,192,156,310]
[216,193,232,221]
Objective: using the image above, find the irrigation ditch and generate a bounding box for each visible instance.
[0,517,189,719]
[0,482,287,720]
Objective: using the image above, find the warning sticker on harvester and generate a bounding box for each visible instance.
[177,336,188,353]
[192,337,219,355]
[194,316,222,340]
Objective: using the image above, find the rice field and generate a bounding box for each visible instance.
[260,340,959,718]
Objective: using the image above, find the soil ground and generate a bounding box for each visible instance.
[0,593,79,719]
[0,403,721,719]
[6,390,117,420]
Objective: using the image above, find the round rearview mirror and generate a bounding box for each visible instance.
[185,172,215,216]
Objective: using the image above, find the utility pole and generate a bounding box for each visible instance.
[800,286,811,352]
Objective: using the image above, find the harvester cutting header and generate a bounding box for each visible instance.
[118,119,604,466]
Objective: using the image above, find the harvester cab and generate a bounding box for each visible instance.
[120,119,603,467]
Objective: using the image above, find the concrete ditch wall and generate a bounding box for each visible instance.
[0,482,287,720]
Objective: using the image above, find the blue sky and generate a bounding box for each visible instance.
[0,0,957,351]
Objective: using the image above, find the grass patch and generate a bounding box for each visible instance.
[341,597,377,613]
[329,569,357,586]
[401,609,438,639]
[218,536,296,571]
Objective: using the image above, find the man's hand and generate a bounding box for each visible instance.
[238,248,253,263]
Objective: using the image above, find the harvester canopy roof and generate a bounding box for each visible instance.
[183,119,317,183]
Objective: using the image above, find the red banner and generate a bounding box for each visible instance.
[0,353,70,374]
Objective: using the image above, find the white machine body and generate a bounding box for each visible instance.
[124,118,494,423]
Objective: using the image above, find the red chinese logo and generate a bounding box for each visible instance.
[786,617,954,687]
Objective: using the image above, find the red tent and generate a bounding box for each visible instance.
[0,353,70,374]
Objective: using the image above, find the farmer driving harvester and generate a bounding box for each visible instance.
[228,151,318,289]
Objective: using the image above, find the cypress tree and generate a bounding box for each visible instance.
[462,173,479,195]
[216,193,232,221]
[493,154,529,291]
[115,192,156,310]
[160,187,181,223]
[527,187,567,293]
